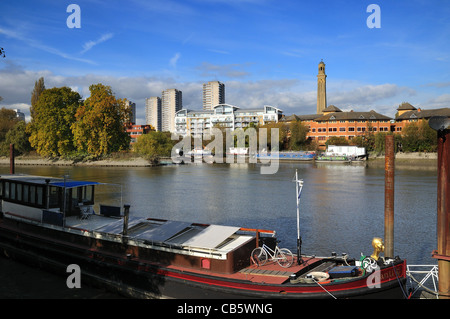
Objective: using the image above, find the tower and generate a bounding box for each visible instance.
[317,60,327,114]
[203,81,225,110]
[145,97,161,131]
[161,88,182,132]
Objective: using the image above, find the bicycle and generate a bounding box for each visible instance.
[251,240,294,268]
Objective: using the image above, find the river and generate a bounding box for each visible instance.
[0,160,439,297]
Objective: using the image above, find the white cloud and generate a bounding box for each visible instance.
[169,52,181,68]
[80,33,114,54]
[0,64,429,125]
[0,27,95,64]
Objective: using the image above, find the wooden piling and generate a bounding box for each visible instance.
[9,144,14,174]
[429,116,450,299]
[384,135,395,258]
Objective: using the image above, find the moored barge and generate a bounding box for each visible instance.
[0,174,407,299]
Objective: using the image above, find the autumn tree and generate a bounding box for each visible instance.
[27,87,82,157]
[0,107,19,141]
[30,77,45,118]
[72,84,131,157]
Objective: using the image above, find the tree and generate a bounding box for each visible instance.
[133,131,174,163]
[401,120,437,152]
[27,87,82,157]
[289,121,309,150]
[72,84,131,157]
[0,107,19,141]
[30,77,45,118]
[325,136,349,147]
[0,121,32,156]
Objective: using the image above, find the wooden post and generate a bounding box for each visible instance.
[384,135,395,258]
[430,116,450,299]
[9,144,14,174]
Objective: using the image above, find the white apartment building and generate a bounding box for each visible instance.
[161,88,182,132]
[174,104,283,136]
[145,97,161,131]
[203,81,225,111]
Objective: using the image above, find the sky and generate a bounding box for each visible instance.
[0,0,449,124]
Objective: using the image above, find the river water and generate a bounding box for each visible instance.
[1,160,438,265]
[0,160,439,298]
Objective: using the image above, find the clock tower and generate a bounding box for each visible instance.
[317,60,327,114]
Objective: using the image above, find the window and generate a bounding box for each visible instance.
[17,184,22,201]
[30,185,36,204]
[10,183,15,200]
[4,182,9,199]
[339,127,346,132]
[49,186,59,208]
[37,187,43,206]
[23,184,29,202]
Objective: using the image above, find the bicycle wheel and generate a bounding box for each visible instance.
[251,247,268,266]
[276,248,294,268]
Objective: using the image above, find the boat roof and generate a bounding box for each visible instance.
[0,174,102,188]
[66,215,249,255]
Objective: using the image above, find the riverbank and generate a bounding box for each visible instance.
[0,155,154,167]
[0,152,437,168]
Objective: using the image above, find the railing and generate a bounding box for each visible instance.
[406,265,439,299]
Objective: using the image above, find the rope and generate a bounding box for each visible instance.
[391,262,408,299]
[312,278,337,299]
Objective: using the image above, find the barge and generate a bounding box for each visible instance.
[0,174,407,299]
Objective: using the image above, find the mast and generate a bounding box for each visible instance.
[295,170,304,264]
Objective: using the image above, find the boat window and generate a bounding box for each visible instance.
[23,184,29,202]
[17,183,22,201]
[48,186,59,208]
[30,185,36,204]
[82,185,94,203]
[10,182,15,200]
[37,186,43,206]
[4,182,9,199]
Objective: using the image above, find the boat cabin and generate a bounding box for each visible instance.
[0,175,100,225]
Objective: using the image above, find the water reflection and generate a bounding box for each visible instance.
[0,161,437,265]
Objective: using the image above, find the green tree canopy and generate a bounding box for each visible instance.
[400,120,437,152]
[72,84,131,157]
[133,131,174,163]
[0,107,19,141]
[30,77,45,118]
[1,121,32,156]
[27,87,81,157]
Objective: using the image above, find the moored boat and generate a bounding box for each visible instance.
[256,151,316,161]
[0,174,407,299]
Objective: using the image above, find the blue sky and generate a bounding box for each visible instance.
[1,0,449,124]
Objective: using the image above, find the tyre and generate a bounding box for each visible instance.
[251,247,268,266]
[276,248,294,268]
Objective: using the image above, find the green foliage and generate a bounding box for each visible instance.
[30,77,45,118]
[71,84,131,157]
[0,121,32,156]
[133,131,174,163]
[399,120,437,152]
[0,108,19,141]
[26,87,81,157]
[289,121,309,150]
[325,136,349,147]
